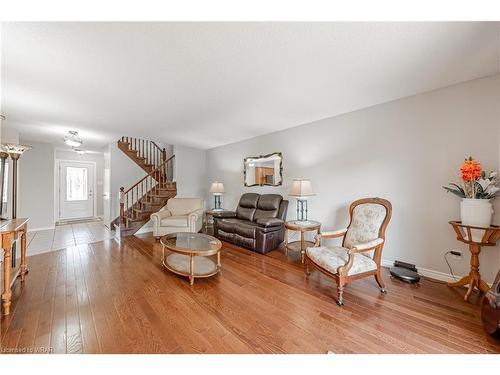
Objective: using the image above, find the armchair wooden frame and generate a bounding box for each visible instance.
[304,197,392,306]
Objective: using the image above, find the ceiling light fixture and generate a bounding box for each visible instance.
[64,131,83,147]
[73,148,86,155]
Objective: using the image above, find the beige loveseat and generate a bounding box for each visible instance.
[151,197,205,238]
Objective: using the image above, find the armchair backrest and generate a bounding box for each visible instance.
[166,197,204,216]
[343,198,392,249]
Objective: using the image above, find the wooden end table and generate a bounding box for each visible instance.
[285,220,321,263]
[448,221,500,302]
[204,209,229,233]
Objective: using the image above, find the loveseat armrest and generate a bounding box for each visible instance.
[212,210,236,218]
[256,217,284,228]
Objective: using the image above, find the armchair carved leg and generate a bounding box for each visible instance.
[375,271,386,293]
[305,261,311,277]
[337,284,344,306]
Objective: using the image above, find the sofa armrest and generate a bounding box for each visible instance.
[150,209,172,224]
[256,217,284,228]
[188,208,204,222]
[213,210,236,218]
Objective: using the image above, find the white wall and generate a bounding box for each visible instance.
[173,145,207,199]
[55,150,104,216]
[18,141,55,230]
[206,75,500,283]
[107,143,146,221]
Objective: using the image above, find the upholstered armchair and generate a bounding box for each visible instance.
[304,197,392,306]
[151,197,205,238]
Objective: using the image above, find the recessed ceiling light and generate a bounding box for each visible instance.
[64,131,83,147]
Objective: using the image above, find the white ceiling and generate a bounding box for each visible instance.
[1,22,499,151]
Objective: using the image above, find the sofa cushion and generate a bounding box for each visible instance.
[160,215,189,228]
[253,194,282,220]
[255,217,283,228]
[234,221,258,238]
[217,219,236,233]
[239,193,260,208]
[166,197,204,216]
[236,193,259,221]
[306,246,377,276]
[236,206,256,222]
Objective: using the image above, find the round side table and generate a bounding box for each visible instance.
[285,220,321,263]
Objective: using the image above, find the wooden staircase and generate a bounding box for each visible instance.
[113,137,177,238]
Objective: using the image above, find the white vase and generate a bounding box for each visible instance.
[460,198,493,227]
[460,198,493,242]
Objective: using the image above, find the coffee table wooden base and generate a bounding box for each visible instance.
[162,252,221,285]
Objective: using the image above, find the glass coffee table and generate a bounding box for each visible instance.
[160,232,222,285]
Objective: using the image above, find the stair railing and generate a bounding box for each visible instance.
[120,136,168,170]
[119,154,175,225]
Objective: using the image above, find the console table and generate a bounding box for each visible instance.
[448,221,500,302]
[1,218,29,316]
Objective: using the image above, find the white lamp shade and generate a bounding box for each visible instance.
[209,182,225,194]
[289,179,315,197]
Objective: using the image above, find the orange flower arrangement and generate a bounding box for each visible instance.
[443,156,499,199]
[460,157,481,182]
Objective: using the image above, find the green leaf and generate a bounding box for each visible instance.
[442,186,465,198]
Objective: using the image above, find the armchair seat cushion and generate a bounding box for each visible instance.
[306,246,377,276]
[160,215,189,228]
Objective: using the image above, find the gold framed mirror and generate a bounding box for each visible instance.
[243,152,283,187]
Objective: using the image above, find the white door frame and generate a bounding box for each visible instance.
[55,159,97,222]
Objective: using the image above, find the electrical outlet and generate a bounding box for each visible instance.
[450,250,462,259]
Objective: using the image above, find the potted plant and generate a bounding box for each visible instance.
[443,157,499,227]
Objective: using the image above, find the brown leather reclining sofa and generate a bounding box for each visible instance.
[213,193,288,254]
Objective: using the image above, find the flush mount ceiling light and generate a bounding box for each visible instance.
[64,130,83,147]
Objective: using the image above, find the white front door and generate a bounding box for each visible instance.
[58,161,95,220]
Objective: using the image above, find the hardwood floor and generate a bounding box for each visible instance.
[1,234,499,354]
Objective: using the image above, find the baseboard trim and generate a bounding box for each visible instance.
[28,226,55,232]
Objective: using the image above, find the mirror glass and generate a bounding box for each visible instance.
[244,152,283,187]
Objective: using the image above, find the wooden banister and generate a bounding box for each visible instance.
[120,137,169,170]
[119,154,175,227]
[121,154,175,195]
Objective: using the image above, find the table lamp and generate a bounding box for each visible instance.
[289,178,315,223]
[1,143,32,218]
[209,181,225,210]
